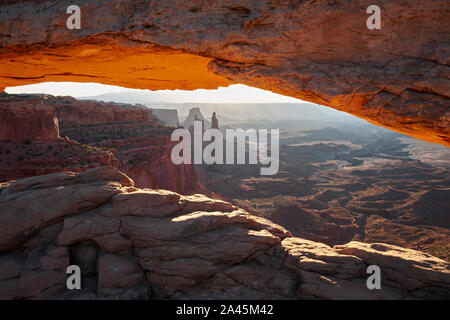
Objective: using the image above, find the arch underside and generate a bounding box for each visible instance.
[0,0,448,146]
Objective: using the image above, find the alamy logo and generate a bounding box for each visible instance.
[64,5,379,31]
[66,5,81,30]
[171,121,279,176]
[366,265,381,290]
[366,5,381,30]
[66,265,81,290]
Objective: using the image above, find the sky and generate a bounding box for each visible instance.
[5,82,303,104]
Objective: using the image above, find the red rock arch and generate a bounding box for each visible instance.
[0,0,448,146]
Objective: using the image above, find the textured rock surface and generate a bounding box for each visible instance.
[181,107,210,129]
[55,95,202,194]
[0,93,202,194]
[0,0,448,146]
[148,108,180,127]
[0,166,448,300]
[0,93,119,182]
[0,93,60,142]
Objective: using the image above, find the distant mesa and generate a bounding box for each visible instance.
[0,92,60,143]
[181,107,211,129]
[0,93,203,195]
[148,108,180,127]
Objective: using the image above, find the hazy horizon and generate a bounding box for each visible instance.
[5,82,303,104]
[4,81,365,124]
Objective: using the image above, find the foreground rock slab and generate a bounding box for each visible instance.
[0,167,449,299]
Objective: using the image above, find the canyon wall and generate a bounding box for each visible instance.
[55,96,201,194]
[56,98,157,125]
[0,0,448,146]
[0,93,60,142]
[148,108,180,127]
[0,167,448,300]
[0,93,200,194]
[181,107,211,129]
[0,93,118,181]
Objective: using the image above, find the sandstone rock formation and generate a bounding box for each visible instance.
[55,96,201,194]
[197,131,450,261]
[0,166,448,300]
[211,112,219,129]
[0,93,118,182]
[0,0,448,146]
[148,108,180,127]
[181,107,211,129]
[0,93,202,194]
[0,93,60,142]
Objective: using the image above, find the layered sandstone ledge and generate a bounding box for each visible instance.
[0,167,448,300]
[0,0,449,146]
[0,93,201,194]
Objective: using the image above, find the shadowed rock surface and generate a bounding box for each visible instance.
[148,108,180,127]
[181,107,210,129]
[0,0,448,146]
[0,167,448,300]
[0,93,203,194]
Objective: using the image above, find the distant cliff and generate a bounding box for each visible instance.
[0,93,202,194]
[0,93,60,142]
[181,107,211,129]
[0,94,117,181]
[148,108,180,127]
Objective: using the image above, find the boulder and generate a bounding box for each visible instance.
[0,167,448,299]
